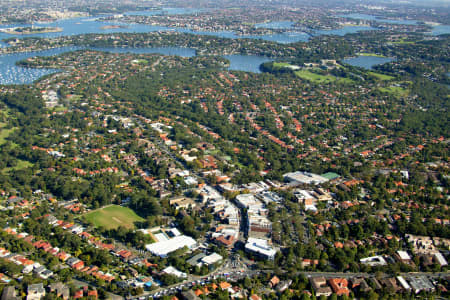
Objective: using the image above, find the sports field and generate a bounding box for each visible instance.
[369,72,395,81]
[295,70,353,84]
[378,86,409,98]
[83,205,144,229]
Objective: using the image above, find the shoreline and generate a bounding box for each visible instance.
[0,26,63,35]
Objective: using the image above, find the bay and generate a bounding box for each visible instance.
[223,55,273,73]
[343,56,394,70]
[0,46,273,84]
[340,13,419,25]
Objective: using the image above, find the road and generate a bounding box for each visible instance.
[127,253,253,299]
[116,125,450,299]
[127,268,450,299]
[72,278,123,300]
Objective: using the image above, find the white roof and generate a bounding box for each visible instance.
[201,253,223,265]
[221,228,238,236]
[245,238,276,258]
[305,204,317,212]
[170,228,181,237]
[397,250,411,260]
[235,194,257,207]
[177,170,190,177]
[397,276,411,290]
[162,266,187,278]
[283,171,329,185]
[184,177,198,185]
[146,235,197,257]
[200,185,223,201]
[154,233,168,242]
[434,252,448,266]
[360,256,387,266]
[297,190,314,199]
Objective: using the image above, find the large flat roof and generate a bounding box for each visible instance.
[245,238,276,258]
[146,235,196,257]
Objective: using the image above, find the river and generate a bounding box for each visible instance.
[0,45,277,84]
[0,8,383,85]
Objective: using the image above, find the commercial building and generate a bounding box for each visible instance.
[146,235,197,257]
[310,277,332,297]
[256,191,283,204]
[201,253,223,265]
[169,197,197,210]
[245,238,276,260]
[236,194,271,235]
[360,255,388,266]
[283,171,329,185]
[396,276,411,291]
[162,266,187,278]
[248,215,272,234]
[433,252,448,266]
[407,276,435,294]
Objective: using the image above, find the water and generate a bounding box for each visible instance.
[0,46,197,85]
[244,32,310,43]
[340,13,419,25]
[0,13,379,44]
[341,13,450,35]
[343,55,394,70]
[0,46,79,85]
[431,25,450,35]
[124,7,204,16]
[0,19,311,44]
[315,26,376,36]
[0,9,391,84]
[254,21,295,29]
[253,21,375,39]
[0,46,274,84]
[223,55,273,73]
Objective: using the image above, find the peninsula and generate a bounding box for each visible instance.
[0,26,62,35]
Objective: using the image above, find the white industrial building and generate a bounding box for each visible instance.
[162,266,187,278]
[146,235,197,257]
[245,238,276,260]
[201,253,223,265]
[283,171,329,185]
[396,276,411,291]
[360,256,388,266]
[434,252,448,266]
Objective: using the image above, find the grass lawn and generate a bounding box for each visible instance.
[2,160,34,174]
[378,86,409,98]
[369,72,395,81]
[358,53,388,58]
[132,59,148,64]
[205,149,219,155]
[295,70,353,84]
[391,39,415,45]
[0,127,17,146]
[51,106,67,112]
[83,205,145,230]
[273,62,293,68]
[67,94,83,101]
